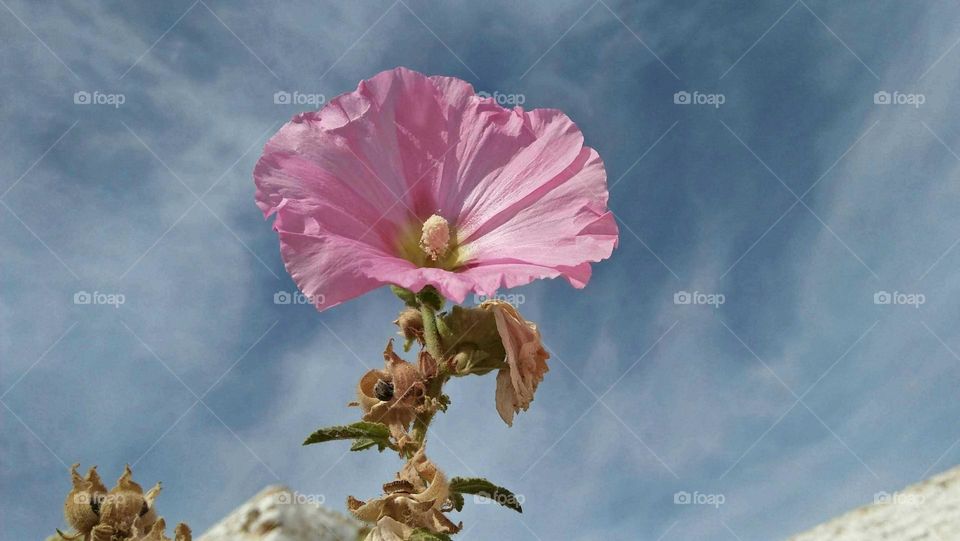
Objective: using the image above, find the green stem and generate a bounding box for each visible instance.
[409,297,446,454]
[418,301,443,362]
[410,376,445,453]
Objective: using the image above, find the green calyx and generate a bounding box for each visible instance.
[439,305,506,376]
[391,286,508,378]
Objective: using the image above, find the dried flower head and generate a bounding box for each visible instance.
[140,518,192,541]
[363,516,412,541]
[57,465,189,541]
[481,301,550,426]
[353,341,430,450]
[348,449,461,538]
[64,464,108,535]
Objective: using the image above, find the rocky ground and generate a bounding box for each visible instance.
[790,465,960,540]
[197,486,364,541]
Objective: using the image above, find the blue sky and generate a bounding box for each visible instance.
[2,1,959,539]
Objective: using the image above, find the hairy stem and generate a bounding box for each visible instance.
[418,301,443,362]
[410,375,445,453]
[409,298,446,454]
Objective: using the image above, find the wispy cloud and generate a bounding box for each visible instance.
[1,1,959,540]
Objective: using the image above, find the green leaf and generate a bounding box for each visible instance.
[349,438,377,451]
[391,285,418,307]
[416,285,444,311]
[449,491,465,512]
[349,437,391,452]
[303,421,392,448]
[449,477,523,513]
[409,530,453,541]
[436,393,451,412]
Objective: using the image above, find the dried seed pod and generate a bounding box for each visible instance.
[394,308,424,343]
[140,517,190,541]
[174,523,192,541]
[138,482,162,533]
[90,524,115,541]
[64,464,108,535]
[383,479,415,494]
[142,518,169,541]
[350,340,434,453]
[99,465,146,536]
[374,379,394,401]
[418,350,438,380]
[57,465,189,541]
[356,368,392,414]
[384,342,422,404]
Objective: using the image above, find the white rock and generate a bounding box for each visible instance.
[197,486,364,541]
[790,466,960,540]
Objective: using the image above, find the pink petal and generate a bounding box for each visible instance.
[272,208,392,310]
[460,146,618,287]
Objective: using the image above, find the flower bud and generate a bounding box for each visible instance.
[394,307,424,347]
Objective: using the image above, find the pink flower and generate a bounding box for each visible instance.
[255,67,618,310]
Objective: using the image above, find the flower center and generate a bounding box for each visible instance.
[394,214,467,270]
[419,214,451,261]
